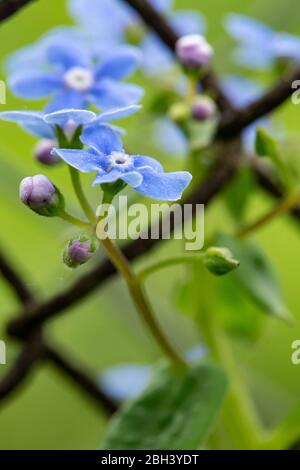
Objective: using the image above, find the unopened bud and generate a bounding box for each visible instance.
[34,139,60,166]
[203,246,240,276]
[63,235,97,268]
[19,174,64,217]
[191,96,216,121]
[176,34,213,69]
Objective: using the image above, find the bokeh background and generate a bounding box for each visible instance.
[0,0,300,449]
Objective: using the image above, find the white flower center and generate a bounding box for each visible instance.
[109,152,133,171]
[64,67,94,92]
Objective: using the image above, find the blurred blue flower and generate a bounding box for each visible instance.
[154,117,189,157]
[225,14,300,70]
[222,75,271,151]
[53,125,192,200]
[0,105,141,139]
[99,345,206,402]
[69,0,206,75]
[8,37,143,112]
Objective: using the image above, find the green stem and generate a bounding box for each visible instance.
[200,312,263,448]
[69,167,96,224]
[237,191,300,239]
[100,235,187,368]
[59,211,91,230]
[195,267,264,449]
[138,254,204,281]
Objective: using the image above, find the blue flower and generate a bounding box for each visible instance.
[224,14,300,70]
[8,36,143,112]
[52,125,192,201]
[0,105,141,139]
[99,346,206,402]
[68,0,206,75]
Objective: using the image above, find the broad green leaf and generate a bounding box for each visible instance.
[217,276,266,341]
[217,234,292,322]
[101,363,227,450]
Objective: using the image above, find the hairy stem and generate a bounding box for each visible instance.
[59,211,91,230]
[138,254,204,281]
[100,235,186,368]
[237,191,300,239]
[69,167,96,224]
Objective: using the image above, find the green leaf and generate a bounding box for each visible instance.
[255,128,293,190]
[255,127,279,159]
[216,234,292,322]
[224,168,255,222]
[217,276,266,341]
[101,363,227,450]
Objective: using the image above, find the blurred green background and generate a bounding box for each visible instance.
[0,0,300,449]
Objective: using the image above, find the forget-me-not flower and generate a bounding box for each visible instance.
[52,125,192,200]
[8,37,143,112]
[224,14,300,70]
[69,0,206,75]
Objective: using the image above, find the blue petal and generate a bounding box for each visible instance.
[68,0,131,43]
[150,0,173,13]
[141,34,173,75]
[272,33,300,60]
[222,75,264,108]
[90,80,144,109]
[135,167,192,201]
[171,11,206,36]
[52,148,103,172]
[0,111,54,139]
[9,71,62,99]
[93,168,124,185]
[133,155,163,172]
[46,40,90,69]
[99,364,152,402]
[45,109,96,126]
[121,171,143,187]
[95,46,142,80]
[109,124,127,136]
[92,105,141,125]
[233,45,274,69]
[93,169,143,187]
[45,90,88,113]
[81,125,123,155]
[154,118,188,156]
[185,345,207,362]
[5,44,45,74]
[224,14,272,44]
